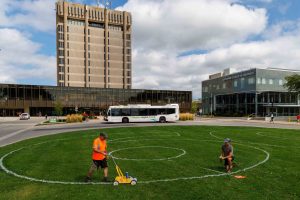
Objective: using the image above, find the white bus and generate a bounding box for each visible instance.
[105,104,179,123]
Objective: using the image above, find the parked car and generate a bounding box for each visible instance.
[19,113,30,120]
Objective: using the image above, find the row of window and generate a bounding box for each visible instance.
[257,78,285,85]
[67,19,85,26]
[59,73,131,83]
[110,108,176,117]
[203,77,287,92]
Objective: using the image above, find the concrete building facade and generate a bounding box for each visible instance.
[56,1,132,89]
[202,68,300,117]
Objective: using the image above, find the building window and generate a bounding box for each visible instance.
[59,58,64,64]
[262,78,266,84]
[269,79,274,85]
[234,80,238,87]
[222,83,226,89]
[257,77,261,84]
[241,78,245,88]
[279,79,283,86]
[248,77,255,85]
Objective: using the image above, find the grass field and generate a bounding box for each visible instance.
[0,126,299,200]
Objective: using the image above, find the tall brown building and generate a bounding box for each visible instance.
[56,1,132,88]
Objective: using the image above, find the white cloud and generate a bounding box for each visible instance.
[0,28,56,84]
[119,0,300,98]
[117,0,271,98]
[118,0,267,52]
[0,0,55,32]
[133,27,300,98]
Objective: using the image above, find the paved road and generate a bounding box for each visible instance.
[0,118,299,147]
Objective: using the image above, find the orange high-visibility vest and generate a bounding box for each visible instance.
[92,138,107,160]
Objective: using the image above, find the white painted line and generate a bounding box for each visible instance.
[209,131,223,140]
[0,135,270,185]
[209,131,293,148]
[109,146,186,161]
[256,132,290,140]
[174,132,181,137]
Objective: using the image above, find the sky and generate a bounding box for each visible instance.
[0,0,300,99]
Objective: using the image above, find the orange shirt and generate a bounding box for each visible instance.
[92,138,107,160]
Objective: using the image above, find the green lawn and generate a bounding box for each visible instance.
[0,126,299,200]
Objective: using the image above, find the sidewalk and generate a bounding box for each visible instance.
[195,117,300,126]
[0,117,18,122]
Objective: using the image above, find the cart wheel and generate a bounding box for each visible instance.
[131,180,137,185]
[113,181,119,186]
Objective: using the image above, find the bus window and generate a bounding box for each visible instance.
[121,109,131,116]
[131,109,139,116]
[167,108,175,114]
[111,109,121,116]
[138,109,148,116]
[158,109,166,114]
[149,109,158,116]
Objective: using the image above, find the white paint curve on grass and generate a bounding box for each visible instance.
[0,131,270,185]
[110,146,186,161]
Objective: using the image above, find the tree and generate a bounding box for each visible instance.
[191,101,199,114]
[284,74,300,93]
[54,101,63,117]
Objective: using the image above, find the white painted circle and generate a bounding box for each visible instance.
[109,146,186,161]
[0,134,270,185]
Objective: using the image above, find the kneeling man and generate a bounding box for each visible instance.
[220,138,234,173]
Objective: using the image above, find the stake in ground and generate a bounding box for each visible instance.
[0,126,299,200]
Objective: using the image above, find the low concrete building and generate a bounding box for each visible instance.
[202,68,300,117]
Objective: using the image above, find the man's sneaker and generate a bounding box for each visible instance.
[102,177,110,182]
[85,176,92,183]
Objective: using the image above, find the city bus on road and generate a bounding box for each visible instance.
[105,104,179,123]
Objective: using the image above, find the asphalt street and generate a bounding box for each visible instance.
[0,118,299,147]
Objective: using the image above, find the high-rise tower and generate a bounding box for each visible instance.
[56,1,132,88]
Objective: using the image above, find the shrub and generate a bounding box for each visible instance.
[66,114,83,123]
[179,113,194,121]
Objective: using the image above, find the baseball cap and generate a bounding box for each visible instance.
[224,138,231,143]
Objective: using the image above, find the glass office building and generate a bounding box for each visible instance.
[202,68,300,117]
[0,84,192,116]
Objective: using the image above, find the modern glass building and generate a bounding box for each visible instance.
[0,84,192,116]
[202,68,300,117]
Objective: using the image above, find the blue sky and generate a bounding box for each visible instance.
[0,0,299,98]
